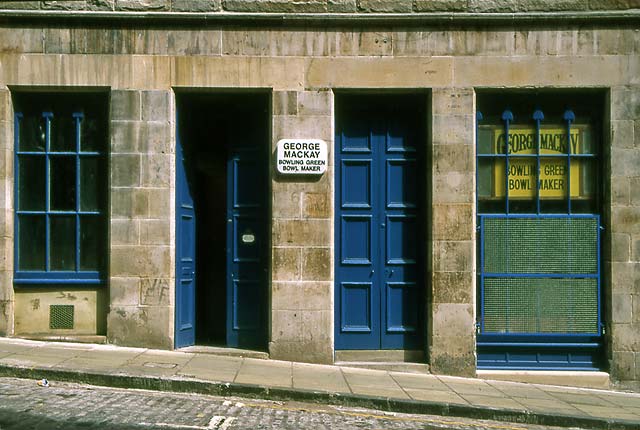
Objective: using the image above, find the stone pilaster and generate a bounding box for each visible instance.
[107,89,175,349]
[270,90,334,364]
[428,88,476,376]
[0,87,14,336]
[608,85,640,390]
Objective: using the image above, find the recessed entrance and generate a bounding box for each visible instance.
[175,92,269,350]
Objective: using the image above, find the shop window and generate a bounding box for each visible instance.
[13,93,108,285]
[477,104,600,216]
[476,92,604,369]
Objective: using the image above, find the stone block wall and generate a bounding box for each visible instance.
[429,88,475,376]
[0,87,13,337]
[608,85,640,391]
[107,90,175,349]
[0,15,637,384]
[271,90,334,364]
[0,0,637,12]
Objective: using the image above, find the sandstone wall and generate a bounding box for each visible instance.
[0,0,637,13]
[0,18,637,385]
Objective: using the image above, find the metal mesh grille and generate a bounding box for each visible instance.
[483,277,598,334]
[484,217,598,274]
[49,305,74,329]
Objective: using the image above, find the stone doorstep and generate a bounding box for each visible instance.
[334,349,425,363]
[334,350,429,374]
[334,362,430,374]
[477,370,611,390]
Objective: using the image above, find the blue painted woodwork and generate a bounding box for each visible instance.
[226,141,267,349]
[476,108,603,370]
[14,98,106,287]
[335,97,424,350]
[175,102,267,350]
[175,114,196,348]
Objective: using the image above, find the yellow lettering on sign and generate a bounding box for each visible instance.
[491,126,588,199]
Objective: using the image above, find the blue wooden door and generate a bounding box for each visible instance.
[175,119,196,348]
[226,127,268,349]
[335,99,424,350]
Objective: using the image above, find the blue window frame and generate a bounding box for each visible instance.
[14,94,107,286]
[475,92,604,370]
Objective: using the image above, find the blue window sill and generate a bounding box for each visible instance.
[14,271,104,286]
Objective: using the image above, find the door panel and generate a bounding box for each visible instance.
[386,282,418,333]
[232,279,262,330]
[226,137,267,349]
[336,98,424,350]
[175,124,196,348]
[340,282,374,333]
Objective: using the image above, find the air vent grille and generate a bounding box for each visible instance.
[49,305,74,329]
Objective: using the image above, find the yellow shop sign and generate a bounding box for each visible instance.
[491,125,590,199]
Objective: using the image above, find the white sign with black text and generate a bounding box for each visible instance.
[276,139,327,175]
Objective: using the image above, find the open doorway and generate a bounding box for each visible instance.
[175,92,270,350]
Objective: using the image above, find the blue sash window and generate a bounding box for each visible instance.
[14,94,107,286]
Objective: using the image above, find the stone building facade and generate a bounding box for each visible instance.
[0,1,638,390]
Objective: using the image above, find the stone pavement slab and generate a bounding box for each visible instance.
[0,337,639,429]
[235,358,292,388]
[341,366,409,399]
[177,354,242,382]
[292,362,351,392]
[485,380,557,400]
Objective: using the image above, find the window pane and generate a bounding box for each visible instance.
[571,158,598,214]
[539,126,569,155]
[506,157,537,200]
[539,158,568,200]
[50,156,76,210]
[80,216,104,271]
[80,157,104,211]
[540,167,569,211]
[51,115,76,152]
[80,117,104,152]
[478,126,498,154]
[18,215,45,270]
[18,114,46,152]
[478,158,495,199]
[18,156,45,211]
[50,216,76,271]
[572,125,595,155]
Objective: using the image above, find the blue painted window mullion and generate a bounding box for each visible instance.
[44,112,53,272]
[564,110,575,214]
[533,110,544,215]
[74,113,82,272]
[501,110,513,214]
[14,113,20,274]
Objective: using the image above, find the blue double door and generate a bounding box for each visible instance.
[335,96,425,350]
[175,94,269,350]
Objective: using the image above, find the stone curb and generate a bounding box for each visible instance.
[0,364,638,430]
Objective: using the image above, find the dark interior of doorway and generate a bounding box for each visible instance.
[177,92,269,346]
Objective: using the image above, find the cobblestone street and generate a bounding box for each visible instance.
[0,377,586,430]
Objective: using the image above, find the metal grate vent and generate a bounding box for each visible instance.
[484,217,598,274]
[49,305,74,329]
[483,277,598,334]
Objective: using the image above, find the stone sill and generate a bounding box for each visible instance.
[14,335,107,344]
[0,10,639,27]
[477,369,611,390]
